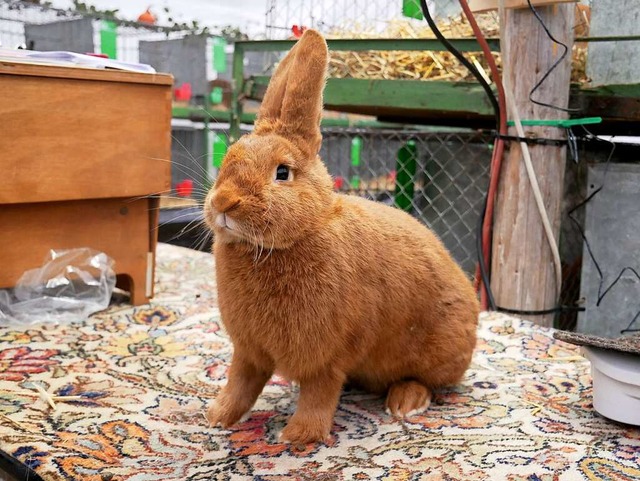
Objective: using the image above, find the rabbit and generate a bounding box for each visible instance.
[203,29,479,446]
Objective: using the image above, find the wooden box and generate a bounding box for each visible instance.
[0,61,172,305]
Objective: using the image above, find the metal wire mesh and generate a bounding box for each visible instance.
[320,127,490,273]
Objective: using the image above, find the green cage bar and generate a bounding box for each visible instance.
[209,87,224,105]
[350,136,362,166]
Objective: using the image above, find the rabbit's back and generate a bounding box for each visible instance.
[335,195,479,389]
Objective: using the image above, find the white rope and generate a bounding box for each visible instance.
[502,79,563,300]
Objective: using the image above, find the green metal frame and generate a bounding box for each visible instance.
[230,37,500,141]
[227,35,640,140]
[245,76,495,117]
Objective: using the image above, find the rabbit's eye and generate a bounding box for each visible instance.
[275,164,293,182]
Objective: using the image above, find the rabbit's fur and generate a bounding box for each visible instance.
[204,29,479,445]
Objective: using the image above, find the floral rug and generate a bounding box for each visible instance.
[1,243,639,481]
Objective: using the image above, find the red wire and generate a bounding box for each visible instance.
[459,0,507,310]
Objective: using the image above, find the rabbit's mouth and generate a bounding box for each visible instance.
[215,213,233,230]
[215,213,241,235]
[212,212,253,244]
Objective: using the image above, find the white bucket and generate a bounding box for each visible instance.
[583,346,640,426]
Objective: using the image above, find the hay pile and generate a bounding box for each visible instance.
[326,12,589,84]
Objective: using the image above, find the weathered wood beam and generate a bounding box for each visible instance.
[491,4,575,326]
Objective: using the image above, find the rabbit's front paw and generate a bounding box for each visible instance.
[206,399,249,428]
[279,416,331,445]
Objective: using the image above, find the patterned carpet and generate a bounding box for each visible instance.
[0,243,639,480]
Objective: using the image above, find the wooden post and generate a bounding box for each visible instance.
[491,4,575,327]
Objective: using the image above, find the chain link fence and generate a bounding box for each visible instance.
[264,0,592,39]
[320,128,490,274]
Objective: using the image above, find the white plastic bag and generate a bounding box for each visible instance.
[0,248,116,326]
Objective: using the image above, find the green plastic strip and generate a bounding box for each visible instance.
[506,117,603,128]
[100,20,117,59]
[394,140,418,212]
[213,37,227,74]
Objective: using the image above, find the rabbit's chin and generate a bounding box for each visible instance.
[212,224,276,250]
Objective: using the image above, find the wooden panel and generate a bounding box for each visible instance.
[0,66,172,204]
[468,0,577,13]
[0,198,155,305]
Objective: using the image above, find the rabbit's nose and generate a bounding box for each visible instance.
[212,187,241,214]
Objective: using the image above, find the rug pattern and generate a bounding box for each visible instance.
[0,244,639,480]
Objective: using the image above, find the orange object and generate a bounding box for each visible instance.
[137,8,156,25]
[205,30,479,445]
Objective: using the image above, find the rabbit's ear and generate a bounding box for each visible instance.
[278,30,328,158]
[254,41,300,132]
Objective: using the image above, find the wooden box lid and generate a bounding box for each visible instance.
[0,61,173,204]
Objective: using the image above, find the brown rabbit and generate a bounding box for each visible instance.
[204,29,479,445]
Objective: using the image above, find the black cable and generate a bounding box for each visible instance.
[621,310,640,334]
[498,305,584,316]
[525,0,579,113]
[419,0,499,310]
[419,0,500,127]
[476,194,497,310]
[493,132,568,147]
